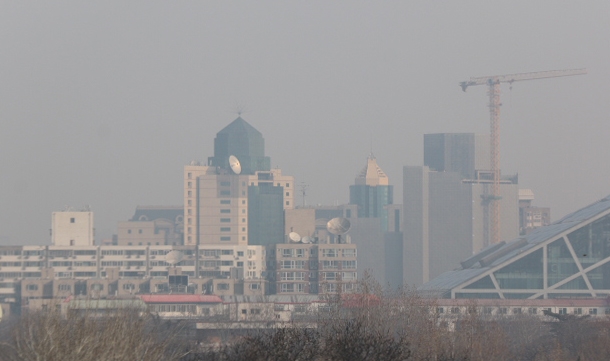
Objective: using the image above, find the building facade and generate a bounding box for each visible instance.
[51,209,94,246]
[184,117,294,247]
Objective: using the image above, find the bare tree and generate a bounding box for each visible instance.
[0,307,189,361]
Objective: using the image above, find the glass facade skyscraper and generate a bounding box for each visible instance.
[208,117,271,175]
[349,154,393,231]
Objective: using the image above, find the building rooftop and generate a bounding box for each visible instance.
[419,195,610,299]
[355,153,389,186]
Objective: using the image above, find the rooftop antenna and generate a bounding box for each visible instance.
[230,101,248,118]
[299,182,309,207]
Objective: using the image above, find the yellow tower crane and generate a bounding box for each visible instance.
[460,68,587,245]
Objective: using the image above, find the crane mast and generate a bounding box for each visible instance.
[460,68,586,245]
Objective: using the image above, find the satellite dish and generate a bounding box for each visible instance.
[229,155,241,175]
[326,217,351,235]
[301,236,311,244]
[165,250,184,266]
[288,232,301,243]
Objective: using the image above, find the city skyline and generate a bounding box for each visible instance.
[1,2,608,244]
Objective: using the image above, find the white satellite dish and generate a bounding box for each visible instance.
[229,155,241,175]
[301,236,311,244]
[165,250,184,266]
[288,232,301,243]
[326,217,351,235]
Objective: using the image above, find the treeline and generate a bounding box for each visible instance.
[1,283,610,360]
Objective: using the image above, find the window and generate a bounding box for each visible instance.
[220,209,230,213]
[220,227,231,232]
[274,304,285,311]
[342,249,357,257]
[237,262,243,267]
[220,237,231,241]
[58,284,71,291]
[286,201,290,206]
[188,191,192,197]
[188,200,192,206]
[70,218,75,223]
[450,307,460,314]
[280,283,295,293]
[286,192,290,196]
[589,308,598,315]
[242,200,246,204]
[91,283,104,291]
[220,181,231,186]
[220,218,231,223]
[188,172,192,179]
[499,308,508,315]
[513,308,522,314]
[342,260,357,269]
[249,283,260,290]
[221,250,233,255]
[484,307,493,314]
[237,251,244,257]
[220,200,230,205]
[250,309,261,315]
[437,307,444,314]
[128,229,132,234]
[123,283,135,290]
[324,272,336,281]
[241,309,247,314]
[26,284,38,291]
[286,183,290,188]
[217,283,230,290]
[574,308,582,315]
[220,191,230,196]
[559,308,567,315]
[528,308,537,314]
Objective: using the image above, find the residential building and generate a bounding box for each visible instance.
[116,206,183,246]
[184,117,294,246]
[51,208,94,246]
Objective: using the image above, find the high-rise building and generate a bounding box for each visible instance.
[403,133,519,286]
[184,117,294,246]
[424,133,490,180]
[349,154,393,231]
[208,117,270,175]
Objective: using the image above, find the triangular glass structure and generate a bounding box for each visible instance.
[586,260,610,290]
[494,249,543,289]
[503,293,536,299]
[464,275,495,289]
[556,276,588,290]
[547,239,579,286]
[567,214,610,269]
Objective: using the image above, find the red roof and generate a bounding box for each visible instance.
[139,295,223,304]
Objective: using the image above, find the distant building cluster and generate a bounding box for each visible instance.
[0,116,564,317]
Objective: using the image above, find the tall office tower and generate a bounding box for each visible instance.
[185,117,294,246]
[403,132,519,286]
[51,209,94,246]
[349,154,393,231]
[208,117,271,175]
[424,133,490,180]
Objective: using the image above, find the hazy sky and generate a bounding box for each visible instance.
[1,1,608,244]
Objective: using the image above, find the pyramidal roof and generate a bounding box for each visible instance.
[355,153,389,186]
[217,117,262,137]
